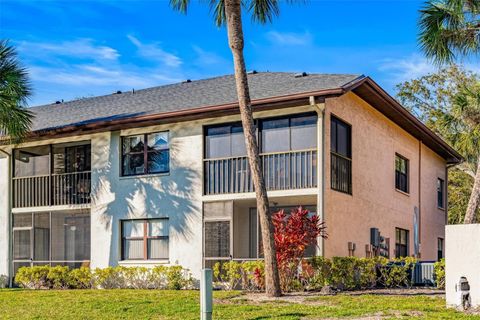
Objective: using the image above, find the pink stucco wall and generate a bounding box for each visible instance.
[324,92,446,261]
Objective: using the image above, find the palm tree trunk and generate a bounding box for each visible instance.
[223,0,281,297]
[463,156,480,224]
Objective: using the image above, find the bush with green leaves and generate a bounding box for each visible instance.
[15,265,50,289]
[434,259,445,289]
[0,274,8,288]
[47,265,71,289]
[68,267,92,289]
[377,257,416,288]
[14,265,193,290]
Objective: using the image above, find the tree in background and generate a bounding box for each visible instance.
[0,40,33,142]
[170,0,309,296]
[419,0,479,64]
[396,65,479,223]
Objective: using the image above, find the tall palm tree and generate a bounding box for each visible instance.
[449,83,480,223]
[170,0,290,296]
[0,40,33,143]
[419,0,480,64]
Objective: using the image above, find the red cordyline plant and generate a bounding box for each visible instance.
[271,206,327,291]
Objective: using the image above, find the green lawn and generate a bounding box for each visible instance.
[0,289,478,319]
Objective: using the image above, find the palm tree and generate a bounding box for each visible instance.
[170,0,290,296]
[0,40,33,143]
[419,0,480,64]
[450,83,480,223]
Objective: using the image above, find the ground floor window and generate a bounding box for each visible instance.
[121,218,169,260]
[395,228,409,258]
[437,238,444,260]
[12,210,90,275]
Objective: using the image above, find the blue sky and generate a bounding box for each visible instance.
[0,0,478,106]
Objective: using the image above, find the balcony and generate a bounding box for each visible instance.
[13,171,91,208]
[12,142,91,208]
[204,149,317,195]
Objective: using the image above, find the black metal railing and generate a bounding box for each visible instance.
[13,171,91,208]
[204,149,317,195]
[331,152,352,194]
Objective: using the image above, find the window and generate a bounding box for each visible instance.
[395,228,409,258]
[121,219,169,260]
[204,221,231,258]
[437,178,445,209]
[260,113,317,153]
[330,116,352,194]
[122,132,169,176]
[438,238,444,260]
[395,154,409,193]
[205,123,247,159]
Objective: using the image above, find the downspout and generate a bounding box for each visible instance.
[310,96,326,257]
[0,148,12,287]
[418,141,422,259]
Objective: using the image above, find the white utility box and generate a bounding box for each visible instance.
[445,224,480,309]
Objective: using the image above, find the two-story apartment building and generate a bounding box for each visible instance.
[0,72,461,283]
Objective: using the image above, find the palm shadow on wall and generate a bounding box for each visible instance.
[91,132,201,265]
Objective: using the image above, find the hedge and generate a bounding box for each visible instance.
[14,265,194,290]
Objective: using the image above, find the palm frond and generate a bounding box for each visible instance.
[169,0,190,13]
[418,0,480,64]
[248,0,280,24]
[208,0,226,26]
[0,40,33,143]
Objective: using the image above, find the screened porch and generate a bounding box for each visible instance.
[203,197,318,268]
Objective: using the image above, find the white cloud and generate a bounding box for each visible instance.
[30,65,182,88]
[378,54,438,83]
[192,45,230,67]
[266,31,313,46]
[18,39,119,61]
[127,35,182,67]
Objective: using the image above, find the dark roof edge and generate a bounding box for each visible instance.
[345,76,462,164]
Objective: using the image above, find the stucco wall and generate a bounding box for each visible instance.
[445,224,480,308]
[324,92,446,260]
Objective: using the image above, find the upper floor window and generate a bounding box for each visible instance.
[260,113,317,153]
[395,154,409,193]
[395,227,409,258]
[204,113,317,159]
[437,178,445,209]
[330,115,352,194]
[121,132,169,176]
[121,218,169,260]
[205,123,247,159]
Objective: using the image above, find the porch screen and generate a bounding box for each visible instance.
[203,201,233,259]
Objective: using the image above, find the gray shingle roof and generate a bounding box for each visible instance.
[29,72,361,132]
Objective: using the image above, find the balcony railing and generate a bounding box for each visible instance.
[331,152,352,194]
[13,171,91,208]
[204,149,317,195]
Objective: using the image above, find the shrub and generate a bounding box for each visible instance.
[92,267,127,289]
[213,261,242,290]
[377,257,416,288]
[124,267,151,289]
[15,266,50,289]
[47,266,71,289]
[302,257,332,290]
[434,259,445,289]
[272,207,327,292]
[241,260,265,291]
[150,266,168,289]
[68,267,92,289]
[166,265,193,290]
[0,274,8,288]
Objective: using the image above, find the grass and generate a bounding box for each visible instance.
[0,289,479,319]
